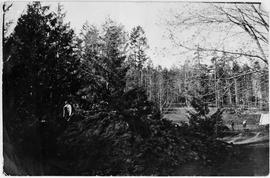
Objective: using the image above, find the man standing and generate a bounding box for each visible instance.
[63,101,72,121]
[242,120,247,129]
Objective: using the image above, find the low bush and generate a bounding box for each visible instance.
[56,90,233,175]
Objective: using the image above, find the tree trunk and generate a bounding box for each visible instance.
[2,4,5,48]
[234,78,239,106]
[226,79,232,106]
[214,62,219,108]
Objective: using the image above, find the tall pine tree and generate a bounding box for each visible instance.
[4,2,80,152]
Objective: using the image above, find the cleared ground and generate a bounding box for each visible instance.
[163,107,268,130]
[165,107,269,176]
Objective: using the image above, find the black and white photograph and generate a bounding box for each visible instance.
[2,0,269,176]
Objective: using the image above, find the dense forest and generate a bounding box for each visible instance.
[3,2,268,175]
[140,57,269,111]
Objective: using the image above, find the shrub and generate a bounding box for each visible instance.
[187,97,229,138]
[55,91,233,175]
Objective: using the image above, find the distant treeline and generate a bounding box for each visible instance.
[136,58,269,111]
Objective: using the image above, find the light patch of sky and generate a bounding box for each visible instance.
[5,1,265,68]
[5,1,191,68]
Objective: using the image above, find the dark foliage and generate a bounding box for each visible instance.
[187,97,229,138]
[55,93,233,175]
[56,88,182,175]
[3,2,80,161]
[3,3,234,176]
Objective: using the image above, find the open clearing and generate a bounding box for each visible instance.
[165,108,269,176]
[164,107,268,130]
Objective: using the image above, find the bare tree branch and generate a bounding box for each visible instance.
[251,4,269,31]
[166,3,269,65]
[175,42,268,64]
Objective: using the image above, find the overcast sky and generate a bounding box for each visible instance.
[6,1,189,68]
[5,1,269,68]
